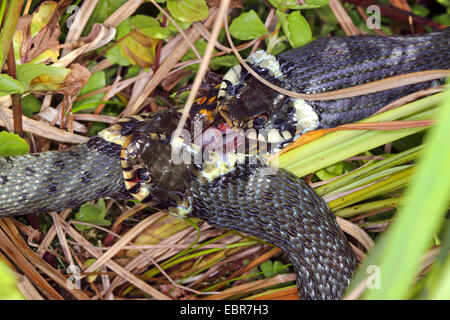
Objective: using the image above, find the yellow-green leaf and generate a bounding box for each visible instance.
[30,1,57,37]
[74,199,111,231]
[0,74,24,96]
[0,260,24,300]
[0,132,29,157]
[276,10,312,48]
[15,63,70,92]
[167,0,209,23]
[130,15,170,39]
[229,10,268,40]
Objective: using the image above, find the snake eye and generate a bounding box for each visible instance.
[253,114,268,129]
[136,168,151,183]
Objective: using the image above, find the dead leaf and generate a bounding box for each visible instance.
[119,33,159,68]
[57,63,91,95]
[13,1,61,65]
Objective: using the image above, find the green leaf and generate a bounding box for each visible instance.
[348,88,450,299]
[229,10,268,40]
[410,4,430,18]
[125,65,141,79]
[268,0,327,10]
[181,38,215,70]
[260,260,275,278]
[276,10,312,48]
[316,161,352,180]
[0,260,24,300]
[307,0,329,6]
[106,18,158,68]
[73,71,106,113]
[0,74,24,96]
[166,16,192,32]
[13,1,60,66]
[30,1,57,37]
[260,260,289,278]
[83,0,128,35]
[167,0,209,23]
[74,199,111,231]
[130,15,170,39]
[210,55,239,69]
[273,260,289,275]
[22,94,42,118]
[15,63,70,92]
[433,13,450,25]
[0,132,29,156]
[106,44,132,66]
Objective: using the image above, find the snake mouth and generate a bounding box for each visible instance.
[201,122,242,155]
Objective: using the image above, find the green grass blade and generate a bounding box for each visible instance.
[347,88,450,299]
[275,91,445,177]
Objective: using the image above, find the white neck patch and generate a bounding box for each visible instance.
[218,50,283,99]
[292,98,319,136]
[246,50,283,79]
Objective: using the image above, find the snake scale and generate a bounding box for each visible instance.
[1,28,449,299]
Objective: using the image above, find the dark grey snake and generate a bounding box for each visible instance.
[0,28,449,299]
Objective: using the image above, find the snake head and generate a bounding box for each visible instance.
[216,51,320,151]
[217,71,305,152]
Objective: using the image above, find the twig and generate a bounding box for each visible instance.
[173,0,231,139]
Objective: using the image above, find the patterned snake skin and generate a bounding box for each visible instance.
[0,29,449,299]
[217,28,449,148]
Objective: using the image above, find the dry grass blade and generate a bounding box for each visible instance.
[201,274,297,300]
[337,217,375,252]
[49,212,75,266]
[16,274,45,300]
[36,210,71,257]
[82,212,167,276]
[0,106,14,132]
[1,218,90,299]
[173,0,231,139]
[0,218,93,299]
[56,24,116,68]
[103,221,207,297]
[0,107,88,143]
[149,0,202,60]
[62,0,99,56]
[73,113,117,124]
[104,0,144,27]
[124,9,218,115]
[55,215,172,300]
[329,0,364,35]
[0,225,63,300]
[247,286,299,300]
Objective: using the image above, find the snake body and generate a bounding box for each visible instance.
[217,28,449,148]
[1,29,449,299]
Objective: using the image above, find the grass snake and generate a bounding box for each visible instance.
[0,28,449,299]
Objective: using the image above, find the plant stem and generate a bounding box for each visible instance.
[0,0,24,70]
